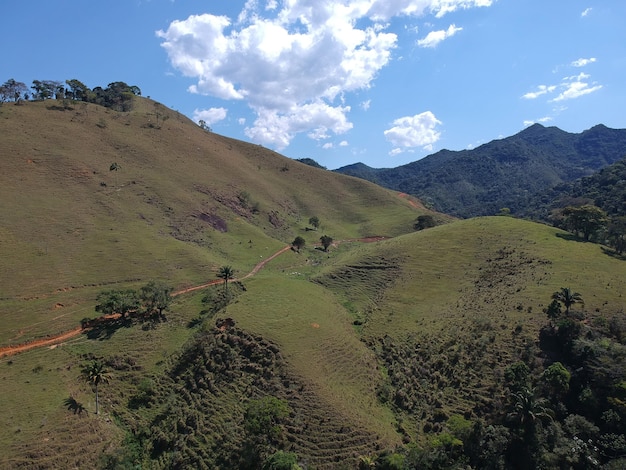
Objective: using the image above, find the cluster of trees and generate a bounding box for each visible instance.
[290,217,334,253]
[90,280,172,324]
[554,204,626,253]
[291,234,333,253]
[1,78,141,111]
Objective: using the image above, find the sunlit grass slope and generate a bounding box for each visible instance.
[0,98,427,344]
[313,216,626,435]
[0,97,432,467]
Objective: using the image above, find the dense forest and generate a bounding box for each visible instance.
[523,157,626,220]
[334,124,626,219]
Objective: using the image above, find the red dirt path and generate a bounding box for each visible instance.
[0,190,417,358]
[0,245,293,358]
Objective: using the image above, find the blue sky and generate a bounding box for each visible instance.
[3,1,625,169]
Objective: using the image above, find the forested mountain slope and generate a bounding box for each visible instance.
[522,156,626,221]
[335,124,626,218]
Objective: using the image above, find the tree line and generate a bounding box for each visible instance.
[1,77,141,112]
[553,204,626,254]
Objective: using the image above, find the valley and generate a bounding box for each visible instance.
[1,96,625,469]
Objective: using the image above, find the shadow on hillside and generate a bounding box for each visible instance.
[601,246,626,261]
[46,104,73,112]
[86,316,133,340]
[555,232,583,242]
[86,314,167,340]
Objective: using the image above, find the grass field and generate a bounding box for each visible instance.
[1,99,625,467]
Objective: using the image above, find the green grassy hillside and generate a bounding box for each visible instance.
[1,99,624,469]
[0,98,430,467]
[0,98,427,344]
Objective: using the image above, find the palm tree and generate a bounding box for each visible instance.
[82,360,111,415]
[507,387,553,469]
[551,287,584,315]
[217,265,234,293]
[508,388,553,428]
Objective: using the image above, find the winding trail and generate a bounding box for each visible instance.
[0,191,417,358]
[0,245,291,358]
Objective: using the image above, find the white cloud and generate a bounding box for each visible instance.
[581,7,592,17]
[417,24,462,48]
[360,99,371,111]
[238,117,246,125]
[193,107,228,125]
[322,142,334,149]
[158,1,493,149]
[552,73,602,102]
[521,85,556,100]
[571,57,596,67]
[384,111,442,154]
[523,116,552,126]
[522,72,602,103]
[244,101,352,149]
[339,140,349,146]
[429,0,494,18]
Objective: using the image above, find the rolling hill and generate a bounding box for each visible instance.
[1,97,625,469]
[335,124,626,218]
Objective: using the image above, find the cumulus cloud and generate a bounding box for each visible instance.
[384,111,442,155]
[244,101,352,149]
[581,7,592,17]
[158,1,492,149]
[417,24,462,47]
[193,107,228,125]
[571,57,596,67]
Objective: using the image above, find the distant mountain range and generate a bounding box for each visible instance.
[335,124,626,218]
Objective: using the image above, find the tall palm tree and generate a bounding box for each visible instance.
[508,387,553,428]
[217,265,234,293]
[551,287,584,315]
[82,360,111,415]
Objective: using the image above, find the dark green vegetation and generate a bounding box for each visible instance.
[523,156,626,221]
[1,94,625,468]
[335,123,626,218]
[2,78,141,112]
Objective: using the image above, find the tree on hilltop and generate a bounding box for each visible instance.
[95,289,140,318]
[1,78,27,102]
[608,216,626,254]
[320,235,333,252]
[292,236,306,253]
[308,216,320,230]
[65,78,90,101]
[562,204,608,241]
[139,280,172,319]
[414,214,437,230]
